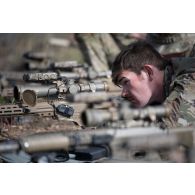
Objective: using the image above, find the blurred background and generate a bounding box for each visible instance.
[0,33,84,71]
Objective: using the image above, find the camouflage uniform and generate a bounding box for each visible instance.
[161,58,195,128]
[75,33,120,72]
[111,33,146,49]
[146,33,195,57]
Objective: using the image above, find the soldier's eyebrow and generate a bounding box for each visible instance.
[117,77,126,83]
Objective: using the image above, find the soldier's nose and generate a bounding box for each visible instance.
[121,89,128,98]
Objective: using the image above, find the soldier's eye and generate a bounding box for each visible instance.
[122,79,130,86]
[115,83,122,88]
[116,77,130,88]
[124,80,129,85]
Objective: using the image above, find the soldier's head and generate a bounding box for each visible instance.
[112,41,169,108]
[146,33,191,58]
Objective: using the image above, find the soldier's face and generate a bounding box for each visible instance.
[116,70,152,108]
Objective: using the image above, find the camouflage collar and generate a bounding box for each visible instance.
[164,57,195,98]
[163,65,174,98]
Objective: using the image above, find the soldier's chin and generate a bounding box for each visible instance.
[129,98,148,108]
[133,101,148,108]
[131,102,142,108]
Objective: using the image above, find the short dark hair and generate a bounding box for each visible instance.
[112,41,169,83]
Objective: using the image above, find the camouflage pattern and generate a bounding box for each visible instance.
[146,33,195,57]
[75,34,120,72]
[159,58,195,147]
[111,33,145,49]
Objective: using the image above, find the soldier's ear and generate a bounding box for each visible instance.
[143,64,153,81]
